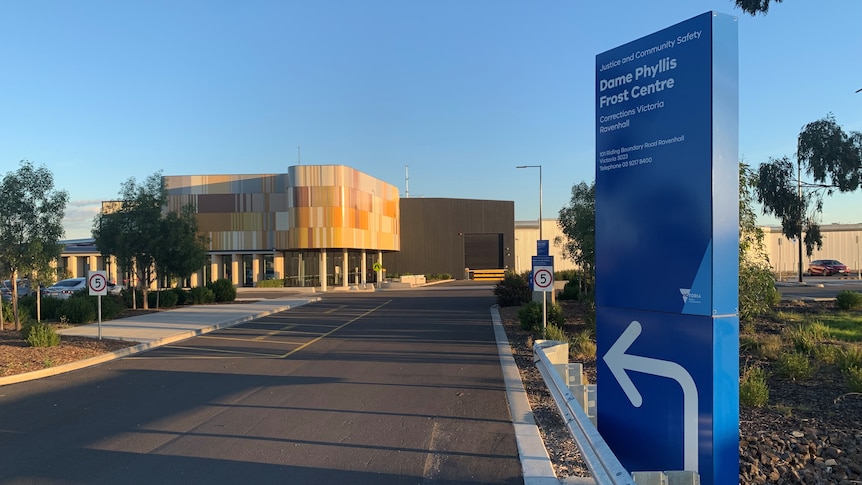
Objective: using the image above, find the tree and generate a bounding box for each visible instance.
[755,115,862,281]
[0,161,69,330]
[739,163,780,320]
[156,204,209,288]
[798,114,862,192]
[93,173,166,309]
[734,0,782,15]
[556,181,595,288]
[94,172,210,309]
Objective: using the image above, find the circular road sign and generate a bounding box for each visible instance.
[533,267,554,292]
[88,271,108,296]
[373,262,382,272]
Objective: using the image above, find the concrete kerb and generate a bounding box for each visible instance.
[490,304,576,485]
[0,297,321,387]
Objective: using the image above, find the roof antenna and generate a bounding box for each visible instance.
[297,146,301,165]
[405,164,409,198]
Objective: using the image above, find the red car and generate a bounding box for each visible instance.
[808,259,848,276]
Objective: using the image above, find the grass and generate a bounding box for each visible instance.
[740,366,769,407]
[809,313,862,342]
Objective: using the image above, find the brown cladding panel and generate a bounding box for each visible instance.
[387,198,514,278]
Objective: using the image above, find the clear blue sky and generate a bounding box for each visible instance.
[2,1,860,239]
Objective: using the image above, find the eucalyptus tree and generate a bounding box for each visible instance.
[0,161,68,330]
[756,115,862,281]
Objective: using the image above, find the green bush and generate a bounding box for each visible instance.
[836,290,862,310]
[777,352,813,380]
[837,345,862,372]
[570,332,597,360]
[61,296,97,324]
[147,289,179,308]
[740,366,769,407]
[544,324,569,342]
[557,280,581,300]
[517,301,564,333]
[256,279,285,288]
[207,279,237,302]
[189,286,216,304]
[494,272,531,307]
[1,300,13,323]
[783,325,816,354]
[24,322,61,347]
[98,295,125,320]
[739,262,780,321]
[120,288,144,308]
[38,296,67,321]
[555,269,580,281]
[172,287,190,305]
[844,366,862,392]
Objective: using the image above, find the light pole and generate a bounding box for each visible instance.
[516,165,543,241]
[517,164,546,338]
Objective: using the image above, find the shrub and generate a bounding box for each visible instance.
[836,290,862,311]
[570,332,597,360]
[256,279,284,288]
[189,286,216,304]
[494,272,531,307]
[783,325,816,354]
[740,366,769,407]
[172,287,190,305]
[23,322,61,347]
[739,262,780,321]
[544,324,569,342]
[777,352,813,380]
[99,295,125,320]
[557,280,581,301]
[517,301,564,333]
[812,343,840,366]
[147,289,179,308]
[844,366,862,392]
[61,296,97,324]
[38,296,67,321]
[120,288,144,308]
[207,279,237,302]
[837,345,862,372]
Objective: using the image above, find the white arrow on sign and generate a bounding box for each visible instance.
[603,320,699,473]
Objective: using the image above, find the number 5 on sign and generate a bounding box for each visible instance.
[533,267,554,292]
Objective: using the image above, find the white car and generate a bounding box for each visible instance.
[42,277,87,299]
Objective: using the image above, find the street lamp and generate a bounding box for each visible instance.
[517,164,546,338]
[516,165,542,241]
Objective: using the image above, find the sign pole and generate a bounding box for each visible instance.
[98,296,102,340]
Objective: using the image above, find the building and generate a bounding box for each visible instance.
[762,224,862,278]
[164,165,400,290]
[386,198,516,278]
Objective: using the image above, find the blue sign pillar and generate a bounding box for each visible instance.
[595,12,738,485]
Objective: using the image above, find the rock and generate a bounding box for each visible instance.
[824,446,842,459]
[791,430,805,438]
[825,458,838,466]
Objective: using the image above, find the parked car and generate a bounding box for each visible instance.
[808,259,848,276]
[1,279,30,302]
[107,282,125,295]
[42,277,87,299]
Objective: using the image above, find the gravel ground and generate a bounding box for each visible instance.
[498,300,862,484]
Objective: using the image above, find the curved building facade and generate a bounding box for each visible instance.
[165,165,400,289]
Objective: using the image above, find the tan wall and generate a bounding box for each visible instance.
[514,219,579,274]
[762,224,862,278]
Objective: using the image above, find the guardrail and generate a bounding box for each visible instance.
[532,340,700,485]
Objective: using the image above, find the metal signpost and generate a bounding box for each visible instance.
[88,270,108,340]
[531,254,554,338]
[595,12,739,485]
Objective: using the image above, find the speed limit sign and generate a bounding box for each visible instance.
[533,266,554,292]
[88,271,108,296]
